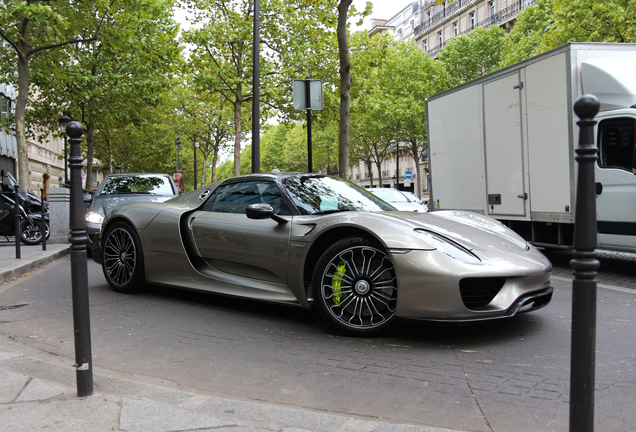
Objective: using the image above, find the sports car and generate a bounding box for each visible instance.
[93,172,553,335]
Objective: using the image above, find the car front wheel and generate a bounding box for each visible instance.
[102,221,145,293]
[312,236,398,336]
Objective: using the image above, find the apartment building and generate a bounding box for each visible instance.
[415,0,535,57]
[354,0,534,201]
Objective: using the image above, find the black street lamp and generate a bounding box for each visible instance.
[194,138,199,189]
[58,113,72,185]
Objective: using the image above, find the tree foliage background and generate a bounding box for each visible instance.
[3,0,636,193]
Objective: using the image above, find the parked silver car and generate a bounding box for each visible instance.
[85,173,178,255]
[401,191,429,212]
[368,188,427,212]
[92,172,552,336]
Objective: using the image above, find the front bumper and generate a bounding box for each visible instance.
[400,286,553,323]
[391,248,553,321]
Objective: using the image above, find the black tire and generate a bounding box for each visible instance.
[102,221,145,293]
[312,236,398,336]
[20,220,42,245]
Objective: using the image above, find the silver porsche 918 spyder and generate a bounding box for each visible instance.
[92,172,553,335]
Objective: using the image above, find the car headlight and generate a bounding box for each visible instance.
[414,229,481,263]
[85,211,104,225]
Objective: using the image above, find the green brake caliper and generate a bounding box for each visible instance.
[331,260,347,305]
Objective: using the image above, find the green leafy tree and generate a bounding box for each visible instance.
[27,0,181,189]
[500,0,555,67]
[172,85,233,187]
[542,0,636,48]
[374,38,449,197]
[437,26,506,87]
[0,0,98,189]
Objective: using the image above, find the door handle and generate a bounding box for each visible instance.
[517,193,528,200]
[595,182,603,195]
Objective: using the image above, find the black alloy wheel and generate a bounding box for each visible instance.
[102,221,145,293]
[312,236,398,335]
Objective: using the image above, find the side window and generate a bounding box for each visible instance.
[202,180,291,215]
[597,118,635,172]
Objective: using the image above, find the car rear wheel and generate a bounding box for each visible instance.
[102,221,145,293]
[312,236,398,336]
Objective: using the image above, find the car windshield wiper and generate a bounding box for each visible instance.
[313,208,355,215]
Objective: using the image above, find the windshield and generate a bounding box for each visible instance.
[282,175,396,215]
[370,188,409,203]
[99,175,175,196]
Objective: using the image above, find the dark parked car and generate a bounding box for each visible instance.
[85,173,178,254]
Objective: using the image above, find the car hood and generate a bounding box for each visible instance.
[90,194,175,217]
[393,210,529,252]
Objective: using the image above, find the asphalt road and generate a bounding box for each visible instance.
[0,257,634,432]
[542,248,636,289]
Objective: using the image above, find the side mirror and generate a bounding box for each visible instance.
[246,203,288,224]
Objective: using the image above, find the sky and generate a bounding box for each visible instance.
[355,0,417,30]
[175,1,417,32]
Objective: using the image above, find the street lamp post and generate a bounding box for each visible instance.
[194,138,199,189]
[58,113,72,185]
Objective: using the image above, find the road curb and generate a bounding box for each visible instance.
[0,246,71,284]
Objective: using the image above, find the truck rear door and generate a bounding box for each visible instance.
[483,72,527,217]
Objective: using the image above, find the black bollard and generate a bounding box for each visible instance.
[40,188,47,251]
[67,120,93,397]
[14,185,20,259]
[569,94,601,432]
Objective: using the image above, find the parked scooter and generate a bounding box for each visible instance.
[0,170,49,244]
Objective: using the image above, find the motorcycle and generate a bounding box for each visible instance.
[0,170,49,245]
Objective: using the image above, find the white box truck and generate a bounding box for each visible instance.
[427,43,636,252]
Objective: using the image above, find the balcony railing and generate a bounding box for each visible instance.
[421,0,536,57]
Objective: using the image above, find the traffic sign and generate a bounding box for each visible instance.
[405,170,413,179]
[293,79,323,110]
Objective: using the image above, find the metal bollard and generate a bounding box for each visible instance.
[569,94,601,432]
[67,120,93,397]
[41,188,47,251]
[13,185,20,259]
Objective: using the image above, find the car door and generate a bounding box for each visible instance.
[188,180,293,287]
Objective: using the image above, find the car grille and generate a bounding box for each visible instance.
[459,277,506,309]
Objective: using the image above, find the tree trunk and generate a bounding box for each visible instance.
[375,161,383,188]
[212,147,219,183]
[337,0,352,178]
[15,35,31,190]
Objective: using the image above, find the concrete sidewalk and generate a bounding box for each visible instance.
[0,240,71,284]
[0,241,462,432]
[0,339,460,432]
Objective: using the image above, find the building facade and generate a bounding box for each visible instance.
[352,0,535,201]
